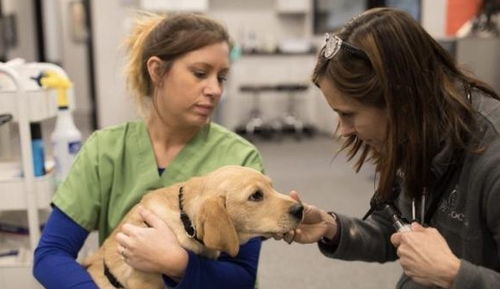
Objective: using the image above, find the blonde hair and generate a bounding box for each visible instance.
[123,12,231,115]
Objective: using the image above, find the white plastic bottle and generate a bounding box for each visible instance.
[42,71,82,185]
[51,106,82,184]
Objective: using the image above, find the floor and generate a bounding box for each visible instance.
[253,135,402,289]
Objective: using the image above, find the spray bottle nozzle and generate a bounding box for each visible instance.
[40,71,72,108]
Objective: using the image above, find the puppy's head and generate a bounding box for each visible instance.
[191,166,303,257]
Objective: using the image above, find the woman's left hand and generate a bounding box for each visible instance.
[390,223,460,289]
[116,206,188,279]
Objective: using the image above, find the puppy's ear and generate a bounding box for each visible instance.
[196,195,239,257]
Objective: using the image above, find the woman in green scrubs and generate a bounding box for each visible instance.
[34,13,264,289]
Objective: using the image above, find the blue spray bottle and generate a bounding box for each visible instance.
[30,122,46,176]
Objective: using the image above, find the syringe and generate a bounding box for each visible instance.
[382,204,412,233]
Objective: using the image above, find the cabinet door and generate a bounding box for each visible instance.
[276,0,309,13]
[139,0,208,12]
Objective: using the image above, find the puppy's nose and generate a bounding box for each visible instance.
[288,204,304,220]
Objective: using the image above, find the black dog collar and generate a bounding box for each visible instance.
[104,261,124,288]
[178,186,204,245]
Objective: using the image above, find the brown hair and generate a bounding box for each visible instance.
[123,12,232,115]
[312,7,499,201]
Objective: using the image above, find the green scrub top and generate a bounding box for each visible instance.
[52,121,264,244]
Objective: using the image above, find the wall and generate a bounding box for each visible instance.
[208,0,311,47]
[206,0,324,131]
[456,37,500,94]
[3,1,37,61]
[55,0,92,116]
[90,0,137,128]
[421,0,447,38]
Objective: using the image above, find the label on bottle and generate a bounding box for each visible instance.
[53,140,82,186]
[68,141,81,154]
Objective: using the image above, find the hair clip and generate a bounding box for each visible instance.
[323,33,343,59]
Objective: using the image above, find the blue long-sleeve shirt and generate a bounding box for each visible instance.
[33,207,262,289]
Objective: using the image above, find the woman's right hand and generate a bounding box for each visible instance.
[276,191,338,244]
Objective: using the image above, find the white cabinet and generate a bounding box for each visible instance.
[0,61,71,288]
[275,0,310,14]
[139,0,208,12]
[0,176,54,211]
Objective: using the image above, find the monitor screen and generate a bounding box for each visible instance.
[313,0,422,35]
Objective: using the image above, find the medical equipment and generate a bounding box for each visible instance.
[382,203,412,233]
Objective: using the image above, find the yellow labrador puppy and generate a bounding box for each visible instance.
[84,165,303,289]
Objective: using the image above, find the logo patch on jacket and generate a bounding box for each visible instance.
[438,188,468,226]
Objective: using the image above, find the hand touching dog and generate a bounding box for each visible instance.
[116,207,188,281]
[275,191,337,244]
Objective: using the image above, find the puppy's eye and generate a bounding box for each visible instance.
[248,190,264,202]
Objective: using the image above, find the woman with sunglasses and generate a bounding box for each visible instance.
[279,7,500,289]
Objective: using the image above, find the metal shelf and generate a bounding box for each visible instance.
[0,89,57,122]
[0,174,54,210]
[0,61,71,272]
